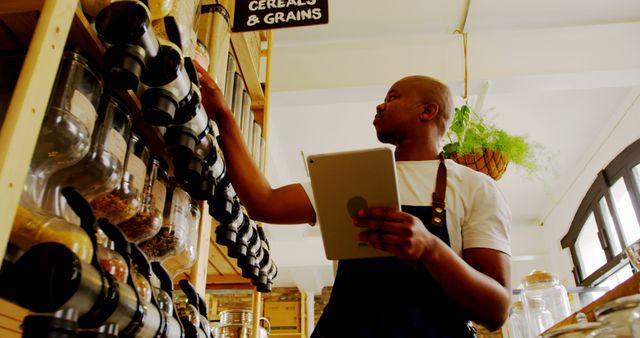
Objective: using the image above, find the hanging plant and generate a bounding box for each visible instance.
[442,104,540,180]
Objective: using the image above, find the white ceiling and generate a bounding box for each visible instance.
[256,0,640,292]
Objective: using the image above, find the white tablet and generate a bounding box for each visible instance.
[307,147,400,260]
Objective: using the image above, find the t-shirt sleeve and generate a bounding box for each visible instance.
[300,181,318,226]
[462,176,512,256]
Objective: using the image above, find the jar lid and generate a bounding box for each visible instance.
[523,270,558,285]
[511,301,523,311]
[594,294,640,319]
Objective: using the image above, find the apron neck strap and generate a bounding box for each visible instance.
[431,153,447,227]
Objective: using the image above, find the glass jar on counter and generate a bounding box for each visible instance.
[542,312,602,338]
[527,298,557,337]
[139,178,191,261]
[587,294,640,338]
[507,301,528,338]
[10,205,94,264]
[41,92,132,223]
[522,270,572,327]
[162,200,200,278]
[25,50,103,206]
[118,155,168,243]
[91,133,150,224]
[96,229,129,284]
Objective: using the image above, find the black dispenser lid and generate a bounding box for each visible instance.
[164,126,198,159]
[141,45,181,86]
[173,153,204,193]
[22,314,78,338]
[103,44,145,90]
[141,87,178,126]
[94,1,150,45]
[13,243,82,313]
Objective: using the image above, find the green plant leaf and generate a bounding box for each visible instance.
[443,104,544,174]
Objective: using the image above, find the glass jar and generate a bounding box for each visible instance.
[24,50,103,206]
[117,155,168,243]
[91,133,150,224]
[139,178,191,261]
[522,270,572,326]
[175,296,200,328]
[10,205,94,264]
[588,294,640,338]
[507,301,528,338]
[133,271,153,304]
[528,298,557,337]
[542,312,602,338]
[96,229,129,284]
[41,92,132,222]
[194,40,210,70]
[154,287,174,317]
[162,200,200,278]
[149,0,174,20]
[79,0,112,19]
[151,0,201,57]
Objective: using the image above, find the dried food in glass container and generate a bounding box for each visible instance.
[118,156,168,243]
[162,200,200,278]
[10,205,94,264]
[139,179,190,261]
[41,92,132,222]
[25,50,103,207]
[151,0,201,57]
[133,271,153,303]
[175,296,200,328]
[96,230,129,283]
[92,133,150,224]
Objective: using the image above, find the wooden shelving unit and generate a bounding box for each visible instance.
[0,0,273,336]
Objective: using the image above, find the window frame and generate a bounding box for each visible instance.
[561,138,640,286]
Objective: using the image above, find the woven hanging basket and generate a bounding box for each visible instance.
[450,149,510,180]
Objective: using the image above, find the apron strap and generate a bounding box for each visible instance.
[431,153,447,227]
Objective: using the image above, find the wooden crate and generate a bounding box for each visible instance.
[263,300,300,333]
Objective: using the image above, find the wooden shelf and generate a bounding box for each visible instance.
[0,0,43,15]
[544,272,640,333]
[230,30,266,108]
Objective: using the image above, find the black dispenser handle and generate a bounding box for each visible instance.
[151,262,173,294]
[97,219,130,259]
[96,220,145,337]
[178,280,199,309]
[61,187,100,268]
[130,244,151,280]
[197,294,207,317]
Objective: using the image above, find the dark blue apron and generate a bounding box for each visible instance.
[311,156,477,338]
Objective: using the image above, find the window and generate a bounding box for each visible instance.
[576,213,607,277]
[561,138,640,286]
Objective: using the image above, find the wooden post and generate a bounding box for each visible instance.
[251,289,262,338]
[0,0,78,270]
[191,201,213,294]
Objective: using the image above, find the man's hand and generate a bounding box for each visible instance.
[193,61,229,121]
[353,207,436,261]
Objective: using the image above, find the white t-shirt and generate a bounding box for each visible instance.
[302,159,512,256]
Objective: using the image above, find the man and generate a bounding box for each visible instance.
[196,64,512,337]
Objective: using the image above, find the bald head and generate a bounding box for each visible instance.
[395,75,453,136]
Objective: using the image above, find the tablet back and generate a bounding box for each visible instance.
[307,147,399,260]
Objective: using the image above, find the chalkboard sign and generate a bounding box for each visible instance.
[233,0,329,32]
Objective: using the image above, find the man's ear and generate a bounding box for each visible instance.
[419,103,439,121]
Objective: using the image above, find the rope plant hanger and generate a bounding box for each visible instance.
[444,2,511,180]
